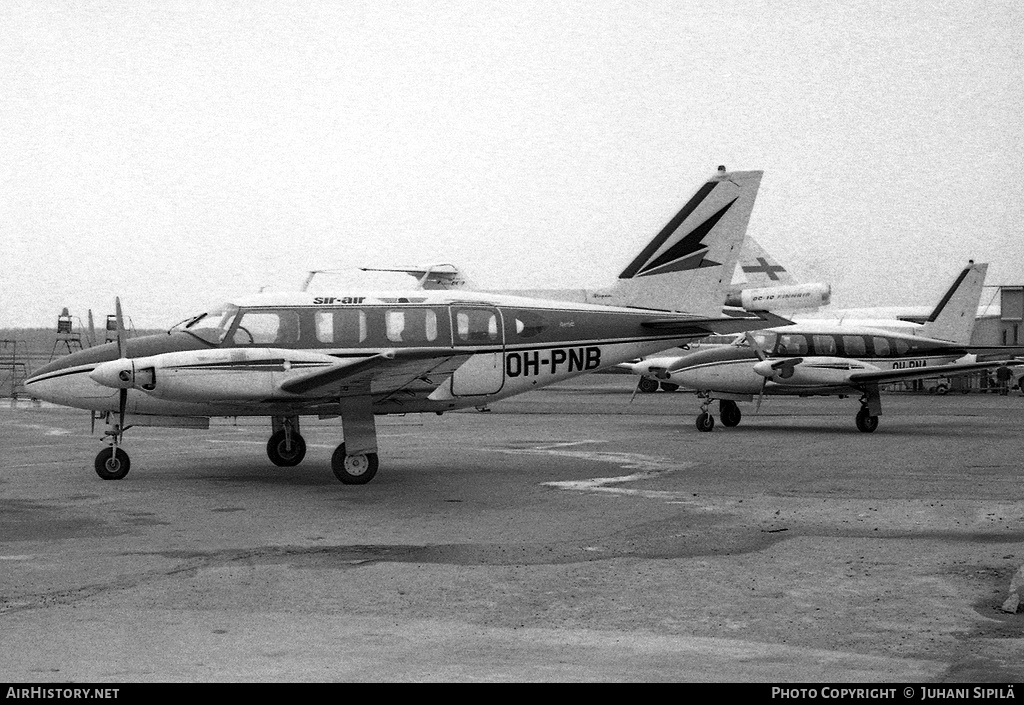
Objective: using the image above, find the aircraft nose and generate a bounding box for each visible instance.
[89,359,134,389]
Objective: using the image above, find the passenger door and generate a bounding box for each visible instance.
[449,306,505,396]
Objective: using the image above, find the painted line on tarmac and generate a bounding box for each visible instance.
[490,441,698,500]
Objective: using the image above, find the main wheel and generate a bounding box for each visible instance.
[660,382,680,392]
[855,407,879,433]
[331,443,379,485]
[695,411,715,432]
[637,377,660,393]
[267,430,307,467]
[720,400,742,427]
[95,447,130,480]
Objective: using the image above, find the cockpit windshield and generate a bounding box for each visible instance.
[170,304,239,344]
[734,331,778,352]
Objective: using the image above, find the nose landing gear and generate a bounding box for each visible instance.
[695,395,715,432]
[267,416,306,466]
[95,414,131,480]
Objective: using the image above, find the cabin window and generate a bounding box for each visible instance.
[385,309,438,343]
[232,311,300,345]
[455,309,499,343]
[316,310,366,344]
[811,335,837,355]
[775,334,808,355]
[841,336,867,356]
[872,337,891,357]
[893,338,911,356]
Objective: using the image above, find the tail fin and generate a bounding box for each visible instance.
[920,261,987,343]
[607,167,763,314]
[733,237,796,287]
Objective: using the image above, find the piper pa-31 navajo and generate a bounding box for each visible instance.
[641,261,1022,433]
[26,167,784,484]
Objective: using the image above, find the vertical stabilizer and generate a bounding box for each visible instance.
[920,262,987,344]
[604,167,763,315]
[732,237,796,287]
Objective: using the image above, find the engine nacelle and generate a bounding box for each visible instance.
[725,282,831,312]
[90,348,344,402]
[753,356,879,386]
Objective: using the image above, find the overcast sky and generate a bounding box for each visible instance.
[2,1,1022,329]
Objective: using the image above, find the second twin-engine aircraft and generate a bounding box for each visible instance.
[25,167,784,484]
[637,261,1022,433]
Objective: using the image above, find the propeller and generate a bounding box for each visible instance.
[114,297,127,433]
[747,333,805,412]
[746,332,770,413]
[745,331,768,361]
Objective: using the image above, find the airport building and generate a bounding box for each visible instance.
[971,285,1023,347]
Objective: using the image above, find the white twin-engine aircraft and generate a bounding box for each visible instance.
[26,167,785,484]
[639,261,1023,433]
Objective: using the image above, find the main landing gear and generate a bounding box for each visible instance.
[266,402,381,484]
[855,385,881,433]
[637,377,680,393]
[694,397,742,432]
[331,444,378,484]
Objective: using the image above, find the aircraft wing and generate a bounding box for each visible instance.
[641,311,792,336]
[279,347,470,397]
[848,359,1022,385]
[963,346,1024,361]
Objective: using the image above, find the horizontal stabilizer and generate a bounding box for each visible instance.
[641,311,792,336]
[964,346,1024,361]
[360,264,469,290]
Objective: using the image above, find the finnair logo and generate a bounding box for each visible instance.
[742,258,787,281]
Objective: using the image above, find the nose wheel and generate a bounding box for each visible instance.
[266,429,307,466]
[94,409,132,480]
[694,394,716,432]
[95,446,130,480]
[695,412,715,432]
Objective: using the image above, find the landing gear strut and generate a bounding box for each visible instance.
[855,385,881,433]
[331,396,381,484]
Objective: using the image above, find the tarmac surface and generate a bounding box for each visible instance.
[1,376,1022,683]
